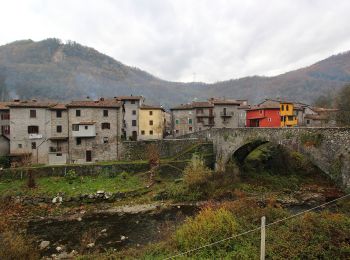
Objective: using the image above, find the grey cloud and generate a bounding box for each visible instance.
[1,0,350,82]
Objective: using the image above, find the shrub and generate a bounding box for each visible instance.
[0,156,10,168]
[175,206,238,253]
[183,154,212,188]
[0,231,39,260]
[65,169,78,183]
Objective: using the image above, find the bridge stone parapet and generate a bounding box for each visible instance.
[180,128,350,188]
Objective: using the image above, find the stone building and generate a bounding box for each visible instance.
[138,104,165,140]
[66,98,123,164]
[170,104,194,137]
[116,96,144,141]
[0,102,10,156]
[304,107,338,127]
[48,104,69,165]
[192,101,215,132]
[8,100,55,164]
[210,98,243,128]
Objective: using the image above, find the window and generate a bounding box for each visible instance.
[56,125,62,133]
[84,125,88,130]
[1,125,10,135]
[103,137,109,144]
[76,110,81,117]
[72,124,79,131]
[56,153,62,156]
[197,118,203,123]
[31,142,36,149]
[132,120,137,126]
[188,118,192,124]
[175,119,179,125]
[149,120,153,126]
[1,113,10,120]
[76,138,81,145]
[132,110,136,115]
[175,130,179,133]
[196,109,203,114]
[268,118,272,122]
[101,122,110,129]
[103,110,108,117]
[189,126,193,131]
[149,111,153,116]
[56,110,62,118]
[141,130,145,135]
[131,100,136,104]
[306,119,310,124]
[259,110,263,114]
[149,130,153,135]
[281,105,284,111]
[18,143,22,148]
[30,110,36,118]
[28,125,39,134]
[286,105,289,111]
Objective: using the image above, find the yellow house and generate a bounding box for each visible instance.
[280,102,298,127]
[138,105,165,140]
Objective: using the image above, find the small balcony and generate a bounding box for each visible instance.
[220,111,234,117]
[49,146,62,153]
[204,121,215,127]
[29,133,43,139]
[196,112,215,118]
[72,124,96,137]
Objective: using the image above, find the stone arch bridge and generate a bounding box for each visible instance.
[180,128,350,187]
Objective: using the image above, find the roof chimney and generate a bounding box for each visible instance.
[32,99,37,102]
[86,96,90,100]
[13,99,20,102]
[100,97,104,101]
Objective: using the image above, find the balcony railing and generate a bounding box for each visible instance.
[220,111,234,117]
[196,112,215,118]
[49,147,62,153]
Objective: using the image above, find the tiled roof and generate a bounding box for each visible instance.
[209,98,241,105]
[170,103,193,110]
[50,103,67,110]
[0,102,11,110]
[67,100,121,108]
[311,107,339,113]
[192,101,214,108]
[304,114,329,120]
[8,101,57,108]
[115,95,143,101]
[140,104,164,110]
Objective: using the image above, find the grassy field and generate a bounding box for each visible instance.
[0,173,145,197]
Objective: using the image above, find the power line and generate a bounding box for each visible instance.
[164,193,350,259]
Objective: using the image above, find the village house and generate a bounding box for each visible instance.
[48,103,69,165]
[8,100,56,164]
[66,98,123,164]
[210,98,244,128]
[170,103,194,137]
[116,95,144,141]
[0,102,11,157]
[304,107,338,127]
[246,99,300,127]
[138,104,165,140]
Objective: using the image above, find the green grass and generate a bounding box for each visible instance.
[0,173,144,197]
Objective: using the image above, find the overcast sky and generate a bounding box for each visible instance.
[1,0,350,82]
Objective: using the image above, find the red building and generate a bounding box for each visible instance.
[246,107,280,127]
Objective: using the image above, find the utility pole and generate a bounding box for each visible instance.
[260,216,266,260]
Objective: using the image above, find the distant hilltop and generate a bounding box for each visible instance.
[1,38,350,106]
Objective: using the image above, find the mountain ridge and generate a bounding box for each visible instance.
[1,38,350,106]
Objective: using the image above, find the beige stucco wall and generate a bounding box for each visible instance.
[138,109,164,140]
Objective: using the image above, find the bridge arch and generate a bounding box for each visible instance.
[182,127,350,187]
